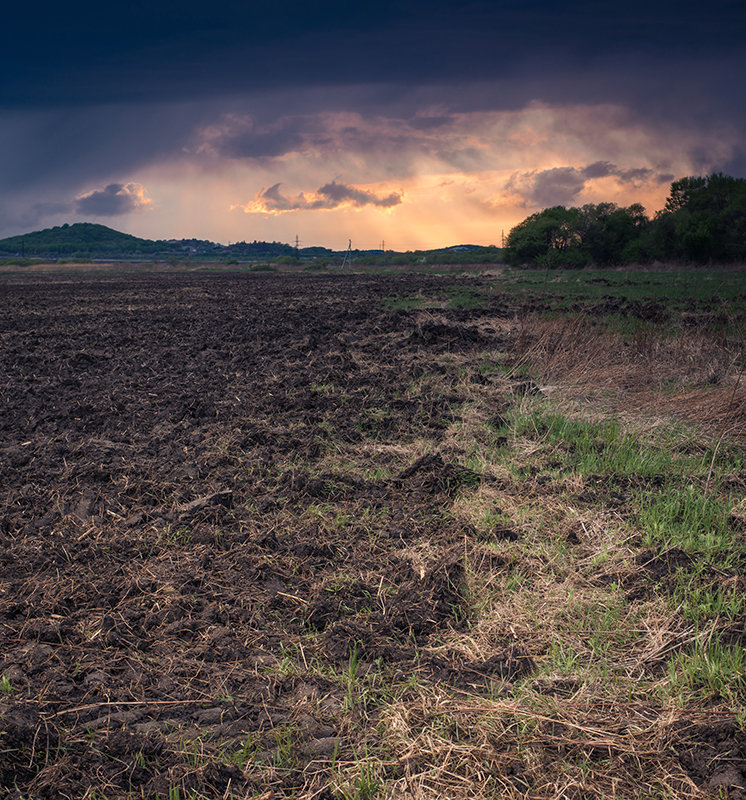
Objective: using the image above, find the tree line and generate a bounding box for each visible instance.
[505,173,746,267]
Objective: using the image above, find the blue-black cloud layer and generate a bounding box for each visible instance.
[4,0,744,108]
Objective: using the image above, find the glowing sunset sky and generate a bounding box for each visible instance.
[2,0,745,249]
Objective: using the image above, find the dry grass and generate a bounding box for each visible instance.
[508,314,746,443]
[374,692,716,800]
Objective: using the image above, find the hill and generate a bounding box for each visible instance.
[0,223,166,258]
[0,223,311,260]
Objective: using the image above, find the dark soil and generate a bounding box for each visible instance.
[0,271,742,798]
[669,720,746,798]
[0,272,522,798]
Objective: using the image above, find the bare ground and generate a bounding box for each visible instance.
[1,271,744,799]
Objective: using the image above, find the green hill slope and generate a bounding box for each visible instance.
[0,222,163,257]
[0,223,310,260]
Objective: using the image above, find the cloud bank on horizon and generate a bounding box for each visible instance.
[1,0,744,248]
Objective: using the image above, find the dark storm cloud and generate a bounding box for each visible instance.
[196,111,432,171]
[0,199,75,233]
[508,163,673,208]
[580,163,667,185]
[248,181,402,213]
[2,0,744,122]
[582,162,617,180]
[218,129,305,159]
[0,102,212,193]
[317,182,401,208]
[527,168,587,207]
[75,183,150,216]
[409,115,455,131]
[199,116,312,159]
[2,0,744,108]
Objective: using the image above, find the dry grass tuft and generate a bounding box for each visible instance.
[511,314,746,441]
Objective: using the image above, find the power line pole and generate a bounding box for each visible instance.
[294,234,300,257]
[341,239,352,268]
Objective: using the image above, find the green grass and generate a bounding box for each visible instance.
[336,751,381,800]
[512,411,650,470]
[671,566,746,622]
[500,266,745,306]
[382,267,744,327]
[638,484,735,556]
[443,285,485,309]
[0,257,36,266]
[666,637,746,705]
[384,295,426,311]
[500,404,742,486]
[493,401,744,637]
[248,263,278,272]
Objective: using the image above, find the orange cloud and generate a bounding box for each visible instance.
[234,181,403,215]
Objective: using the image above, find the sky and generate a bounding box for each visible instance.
[2,0,745,250]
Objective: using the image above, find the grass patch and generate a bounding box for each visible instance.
[385,295,426,311]
[666,637,746,706]
[638,484,735,556]
[249,263,278,272]
[671,566,746,622]
[501,266,746,307]
[443,285,487,309]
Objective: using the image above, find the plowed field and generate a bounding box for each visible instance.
[1,271,744,799]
